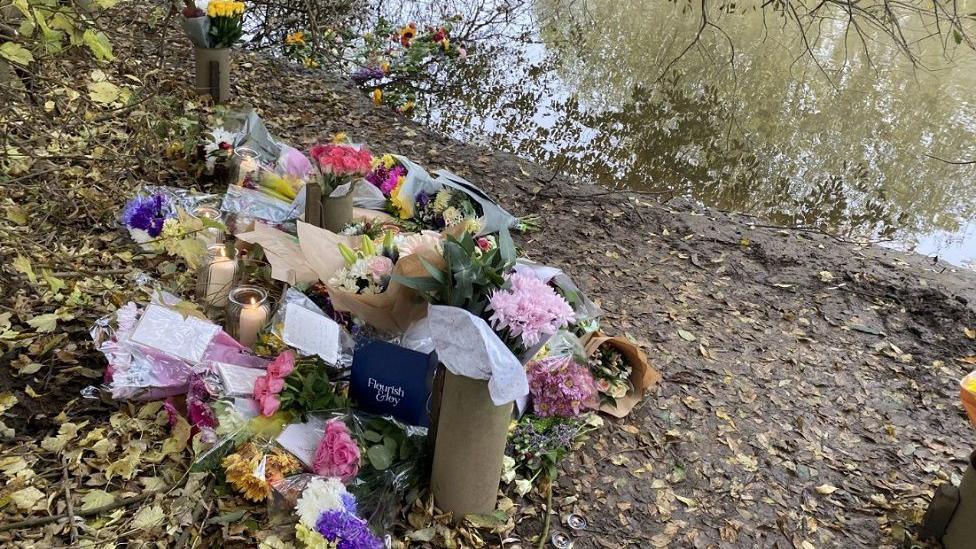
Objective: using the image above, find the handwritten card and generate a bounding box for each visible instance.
[276,418,327,469]
[281,303,341,364]
[129,304,220,363]
[215,362,266,397]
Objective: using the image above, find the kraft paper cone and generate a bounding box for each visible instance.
[585,335,661,418]
[431,370,512,519]
[943,451,976,548]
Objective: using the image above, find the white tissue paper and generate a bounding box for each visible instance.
[426,305,528,406]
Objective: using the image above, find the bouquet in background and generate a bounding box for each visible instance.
[251,170,302,202]
[588,345,634,407]
[412,186,480,229]
[502,414,596,496]
[365,154,407,198]
[309,139,373,196]
[181,0,245,49]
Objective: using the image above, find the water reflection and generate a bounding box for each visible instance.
[375,0,976,264]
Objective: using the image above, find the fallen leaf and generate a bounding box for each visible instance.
[10,486,44,510]
[815,484,838,495]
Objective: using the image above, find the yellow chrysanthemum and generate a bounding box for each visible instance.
[285,31,305,46]
[371,88,382,105]
[381,154,396,169]
[221,443,301,502]
[432,188,453,213]
[330,132,348,144]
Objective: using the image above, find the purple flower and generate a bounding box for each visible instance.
[315,510,383,549]
[416,191,430,207]
[121,193,173,237]
[341,493,358,515]
[365,165,390,188]
[527,355,598,418]
[487,272,575,347]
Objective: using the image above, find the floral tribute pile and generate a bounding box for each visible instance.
[98,115,658,546]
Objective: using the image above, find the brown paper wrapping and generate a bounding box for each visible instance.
[327,251,445,334]
[431,370,512,519]
[585,335,661,418]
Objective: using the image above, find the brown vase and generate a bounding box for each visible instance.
[430,371,512,519]
[942,451,976,547]
[322,191,354,233]
[193,47,231,103]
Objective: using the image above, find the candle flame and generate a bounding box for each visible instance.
[249,297,256,306]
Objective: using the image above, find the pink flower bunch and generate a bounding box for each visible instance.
[366,255,394,283]
[313,419,361,482]
[487,272,575,347]
[253,351,296,417]
[527,355,598,418]
[309,144,373,178]
[379,166,406,195]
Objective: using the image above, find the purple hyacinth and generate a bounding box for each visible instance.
[121,193,172,237]
[315,510,383,549]
[351,67,385,84]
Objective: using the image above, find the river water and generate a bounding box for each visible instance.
[356,0,976,267]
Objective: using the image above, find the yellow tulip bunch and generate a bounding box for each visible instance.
[207,0,244,18]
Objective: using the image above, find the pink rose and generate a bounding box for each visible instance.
[313,419,361,481]
[253,374,285,417]
[366,255,393,282]
[266,350,295,379]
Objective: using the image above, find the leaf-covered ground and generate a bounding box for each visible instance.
[2,6,976,548]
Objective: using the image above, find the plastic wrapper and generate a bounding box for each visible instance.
[274,412,426,533]
[962,371,976,429]
[267,287,355,369]
[181,16,210,48]
[143,185,221,213]
[91,295,268,401]
[221,184,306,224]
[298,222,444,333]
[433,169,518,236]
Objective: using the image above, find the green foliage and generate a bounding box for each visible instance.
[3,0,116,65]
[355,416,422,472]
[278,358,350,420]
[395,227,516,316]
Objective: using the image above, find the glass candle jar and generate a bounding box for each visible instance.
[191,205,224,245]
[225,285,270,349]
[235,147,261,187]
[196,244,238,308]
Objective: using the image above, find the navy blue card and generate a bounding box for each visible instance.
[350,341,436,427]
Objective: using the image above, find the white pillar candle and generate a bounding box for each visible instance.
[205,248,237,307]
[237,297,268,349]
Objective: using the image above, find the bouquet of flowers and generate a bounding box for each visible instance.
[294,477,383,549]
[181,0,245,49]
[121,192,175,245]
[309,140,373,196]
[328,234,397,295]
[588,345,634,407]
[486,271,575,354]
[413,186,481,229]
[526,355,597,418]
[253,351,349,419]
[222,441,303,502]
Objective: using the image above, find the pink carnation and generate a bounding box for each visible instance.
[313,419,361,482]
[253,374,284,417]
[266,350,296,379]
[527,355,598,418]
[487,272,575,347]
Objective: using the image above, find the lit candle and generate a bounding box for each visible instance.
[204,245,237,307]
[227,286,269,349]
[191,206,223,245]
[236,149,260,185]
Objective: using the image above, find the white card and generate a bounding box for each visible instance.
[216,362,266,397]
[276,418,327,469]
[281,303,341,364]
[129,304,220,363]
